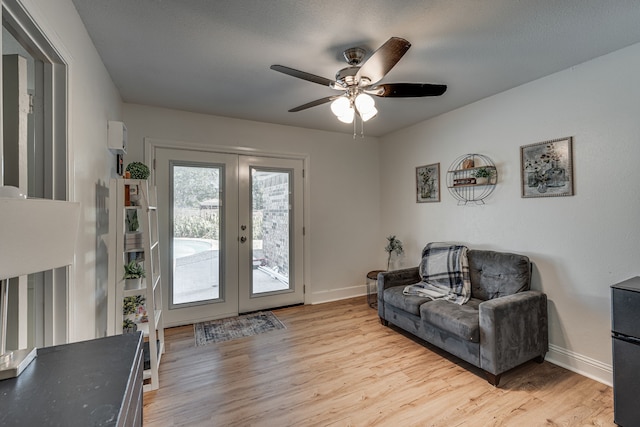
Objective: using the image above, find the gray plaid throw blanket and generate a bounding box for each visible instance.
[403,242,471,305]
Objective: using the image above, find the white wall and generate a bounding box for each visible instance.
[123,103,383,304]
[18,0,123,341]
[379,42,640,385]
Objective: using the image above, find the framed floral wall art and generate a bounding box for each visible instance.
[416,163,440,203]
[521,137,574,198]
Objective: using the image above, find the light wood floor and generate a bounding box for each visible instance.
[143,297,614,426]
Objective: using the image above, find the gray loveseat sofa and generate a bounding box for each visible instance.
[377,247,548,386]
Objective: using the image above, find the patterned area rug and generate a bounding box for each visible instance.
[194,311,286,346]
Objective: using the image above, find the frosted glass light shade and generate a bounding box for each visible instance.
[355,93,377,122]
[337,108,354,123]
[355,93,375,112]
[330,96,351,116]
[331,96,354,123]
[359,106,378,122]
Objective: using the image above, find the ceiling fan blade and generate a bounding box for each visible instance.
[355,37,411,84]
[271,64,337,88]
[369,83,447,97]
[288,96,338,112]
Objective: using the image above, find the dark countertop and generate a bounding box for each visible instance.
[0,333,142,426]
[612,276,640,293]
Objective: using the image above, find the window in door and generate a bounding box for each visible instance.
[171,163,223,306]
[250,168,291,294]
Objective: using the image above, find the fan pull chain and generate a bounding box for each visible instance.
[351,117,367,139]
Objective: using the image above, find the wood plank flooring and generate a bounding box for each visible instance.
[143,297,614,426]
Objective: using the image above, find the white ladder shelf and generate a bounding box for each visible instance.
[108,178,165,392]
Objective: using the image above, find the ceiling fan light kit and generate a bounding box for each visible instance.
[270,36,447,136]
[330,92,377,124]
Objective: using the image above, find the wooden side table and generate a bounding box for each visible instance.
[366,270,385,308]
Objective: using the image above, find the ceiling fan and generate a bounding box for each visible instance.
[270,37,447,127]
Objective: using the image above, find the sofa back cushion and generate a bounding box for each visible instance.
[467,250,531,300]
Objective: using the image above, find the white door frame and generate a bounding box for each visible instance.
[144,137,310,325]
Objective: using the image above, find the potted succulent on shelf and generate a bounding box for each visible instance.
[125,162,150,180]
[472,167,495,185]
[126,210,139,232]
[122,295,146,333]
[123,260,146,290]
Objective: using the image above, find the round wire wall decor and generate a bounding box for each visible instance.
[446,153,497,205]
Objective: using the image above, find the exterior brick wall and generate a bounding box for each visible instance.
[258,172,290,277]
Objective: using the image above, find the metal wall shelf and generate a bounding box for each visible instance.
[446,154,497,205]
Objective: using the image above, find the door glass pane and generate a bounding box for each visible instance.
[172,164,221,305]
[252,168,291,294]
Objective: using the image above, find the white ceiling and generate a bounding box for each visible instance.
[71,0,640,137]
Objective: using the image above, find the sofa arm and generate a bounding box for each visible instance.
[377,267,420,292]
[377,267,420,322]
[479,291,548,376]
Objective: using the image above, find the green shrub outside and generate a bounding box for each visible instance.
[174,214,219,240]
[173,212,264,240]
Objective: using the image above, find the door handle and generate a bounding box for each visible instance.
[240,236,247,243]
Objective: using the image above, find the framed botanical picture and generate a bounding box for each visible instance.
[521,136,574,198]
[416,163,440,203]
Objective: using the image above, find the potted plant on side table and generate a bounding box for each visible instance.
[385,235,404,271]
[123,260,146,290]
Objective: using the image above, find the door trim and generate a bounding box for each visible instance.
[144,137,310,323]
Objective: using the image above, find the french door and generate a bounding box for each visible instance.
[154,148,304,326]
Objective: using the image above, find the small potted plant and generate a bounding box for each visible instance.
[123,260,146,290]
[472,167,495,185]
[123,295,146,332]
[124,211,142,250]
[125,162,150,180]
[122,318,137,334]
[126,210,139,232]
[385,235,404,270]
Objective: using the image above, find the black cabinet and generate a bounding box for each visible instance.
[0,333,143,426]
[612,277,640,427]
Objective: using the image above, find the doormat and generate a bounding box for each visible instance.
[194,311,286,346]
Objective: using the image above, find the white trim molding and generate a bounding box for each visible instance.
[546,343,613,386]
[310,284,366,305]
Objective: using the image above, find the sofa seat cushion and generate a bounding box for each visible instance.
[383,286,432,316]
[420,298,483,342]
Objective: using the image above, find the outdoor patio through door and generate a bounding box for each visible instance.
[154,148,304,326]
